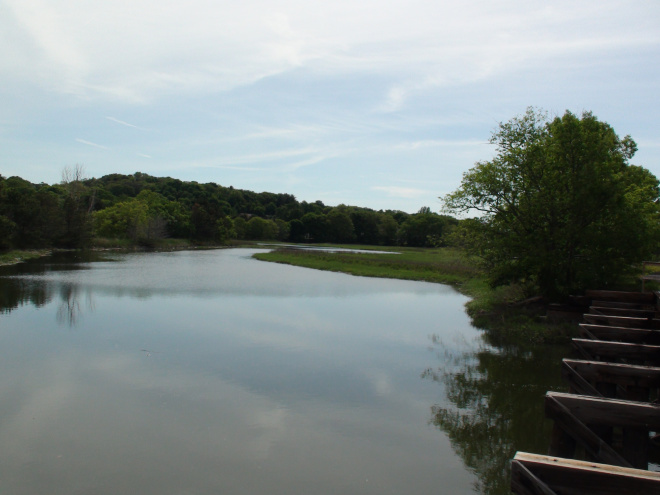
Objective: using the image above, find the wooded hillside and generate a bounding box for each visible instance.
[0,171,457,249]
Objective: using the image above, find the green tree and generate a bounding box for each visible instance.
[216,216,236,243]
[326,207,356,243]
[397,209,457,247]
[60,165,95,247]
[244,216,278,240]
[442,108,660,299]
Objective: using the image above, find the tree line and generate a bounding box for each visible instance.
[0,167,457,249]
[4,109,657,301]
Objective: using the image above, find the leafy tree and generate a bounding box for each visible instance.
[288,219,305,242]
[232,217,247,240]
[442,108,660,299]
[60,165,95,247]
[377,213,399,245]
[216,216,236,243]
[244,216,278,240]
[326,207,356,243]
[350,209,380,244]
[94,198,149,240]
[301,212,327,242]
[397,210,457,247]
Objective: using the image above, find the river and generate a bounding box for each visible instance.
[0,248,565,495]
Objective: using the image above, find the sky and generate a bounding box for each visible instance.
[1,1,659,213]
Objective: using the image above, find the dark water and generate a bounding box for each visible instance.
[0,249,566,495]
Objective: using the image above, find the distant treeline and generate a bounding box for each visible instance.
[0,170,457,249]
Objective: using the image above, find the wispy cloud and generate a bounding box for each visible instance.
[137,153,152,158]
[75,138,109,150]
[106,116,140,129]
[395,139,488,150]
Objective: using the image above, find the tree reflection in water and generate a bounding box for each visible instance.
[56,282,94,326]
[0,276,93,327]
[423,335,567,495]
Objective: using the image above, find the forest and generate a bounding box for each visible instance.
[0,169,457,250]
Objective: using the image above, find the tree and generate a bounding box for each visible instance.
[442,108,660,299]
[244,216,278,240]
[397,209,457,247]
[326,207,355,243]
[60,165,95,247]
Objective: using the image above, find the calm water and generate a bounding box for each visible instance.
[0,249,565,495]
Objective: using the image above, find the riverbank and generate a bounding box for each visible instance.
[0,249,52,266]
[253,245,577,345]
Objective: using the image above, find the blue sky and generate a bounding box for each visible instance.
[1,1,659,213]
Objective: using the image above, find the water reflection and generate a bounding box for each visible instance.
[0,250,110,318]
[0,277,52,314]
[423,336,567,495]
[1,248,563,494]
[0,277,94,326]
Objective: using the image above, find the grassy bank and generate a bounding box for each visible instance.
[0,249,51,266]
[254,245,576,345]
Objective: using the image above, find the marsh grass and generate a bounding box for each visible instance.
[254,245,578,345]
[0,249,50,266]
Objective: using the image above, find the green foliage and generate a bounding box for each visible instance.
[1,169,460,249]
[244,216,278,240]
[326,207,356,243]
[397,210,458,247]
[443,108,660,299]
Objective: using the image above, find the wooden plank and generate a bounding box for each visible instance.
[563,359,660,391]
[545,393,631,467]
[578,324,659,344]
[583,313,660,329]
[547,391,660,429]
[585,290,656,304]
[571,338,660,365]
[589,306,657,318]
[593,300,655,310]
[512,452,660,495]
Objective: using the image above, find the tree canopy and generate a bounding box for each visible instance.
[0,171,453,249]
[442,108,660,299]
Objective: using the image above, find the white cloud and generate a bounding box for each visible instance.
[3,0,657,104]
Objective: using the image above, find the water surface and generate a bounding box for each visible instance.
[0,249,564,494]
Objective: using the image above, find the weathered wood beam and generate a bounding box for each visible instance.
[592,300,655,310]
[585,290,656,304]
[578,324,659,344]
[546,391,660,430]
[589,306,657,318]
[583,313,660,329]
[511,452,660,495]
[545,393,631,467]
[571,338,660,365]
[563,359,660,392]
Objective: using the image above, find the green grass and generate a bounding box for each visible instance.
[254,245,577,345]
[254,246,481,285]
[0,249,51,266]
